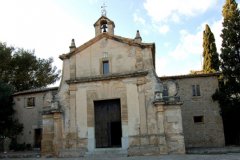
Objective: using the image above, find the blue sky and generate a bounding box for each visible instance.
[0,0,239,80]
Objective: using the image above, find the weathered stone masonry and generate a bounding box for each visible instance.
[13,14,225,157]
[40,15,186,157]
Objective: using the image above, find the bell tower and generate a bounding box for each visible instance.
[94,3,115,36]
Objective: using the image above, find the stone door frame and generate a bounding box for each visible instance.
[94,99,122,148]
[87,91,129,152]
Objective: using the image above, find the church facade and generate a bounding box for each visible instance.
[41,15,185,156]
[12,15,225,157]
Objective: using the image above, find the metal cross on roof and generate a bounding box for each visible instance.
[101,2,107,16]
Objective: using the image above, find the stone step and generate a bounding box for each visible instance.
[86,148,128,158]
[59,148,86,158]
[187,146,240,154]
[0,151,40,158]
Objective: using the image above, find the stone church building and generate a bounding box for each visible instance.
[12,15,225,157]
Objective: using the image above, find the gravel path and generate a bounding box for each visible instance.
[1,153,240,160]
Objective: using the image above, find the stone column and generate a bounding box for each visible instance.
[153,101,168,154]
[69,84,77,133]
[53,112,63,156]
[164,103,185,154]
[154,101,185,154]
[41,114,54,156]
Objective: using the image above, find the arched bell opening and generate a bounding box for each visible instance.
[100,20,108,33]
[94,16,115,36]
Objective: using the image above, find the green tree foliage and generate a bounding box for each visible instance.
[0,42,60,92]
[213,0,240,145]
[0,81,23,140]
[0,43,14,83]
[0,42,60,143]
[202,24,220,73]
[220,0,240,92]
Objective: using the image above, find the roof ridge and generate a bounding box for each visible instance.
[59,33,155,60]
[13,86,59,96]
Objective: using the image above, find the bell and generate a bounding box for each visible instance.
[101,24,107,32]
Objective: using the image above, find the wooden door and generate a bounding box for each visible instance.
[94,99,122,148]
[34,128,42,148]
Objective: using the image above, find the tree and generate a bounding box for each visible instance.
[0,43,14,83]
[0,81,23,140]
[0,42,60,91]
[213,0,240,145]
[202,24,220,73]
[10,49,60,91]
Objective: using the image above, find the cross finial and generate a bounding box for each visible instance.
[101,2,107,16]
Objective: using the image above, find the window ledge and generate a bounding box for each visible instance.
[25,106,34,109]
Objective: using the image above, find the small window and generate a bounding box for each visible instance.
[193,116,204,123]
[27,97,35,107]
[192,84,200,96]
[103,60,109,75]
[163,85,168,97]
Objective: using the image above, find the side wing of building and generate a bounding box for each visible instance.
[13,87,58,148]
[160,73,225,148]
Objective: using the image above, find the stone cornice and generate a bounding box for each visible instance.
[66,71,149,84]
[59,33,155,61]
[42,109,62,115]
[153,100,183,106]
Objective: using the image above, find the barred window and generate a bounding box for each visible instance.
[27,97,35,107]
[163,85,168,97]
[192,85,200,96]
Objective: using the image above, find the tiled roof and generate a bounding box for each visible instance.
[13,86,59,96]
[159,72,221,80]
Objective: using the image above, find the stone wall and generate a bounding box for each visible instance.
[13,88,58,147]
[62,37,154,79]
[55,19,185,157]
[56,69,185,157]
[161,74,225,148]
